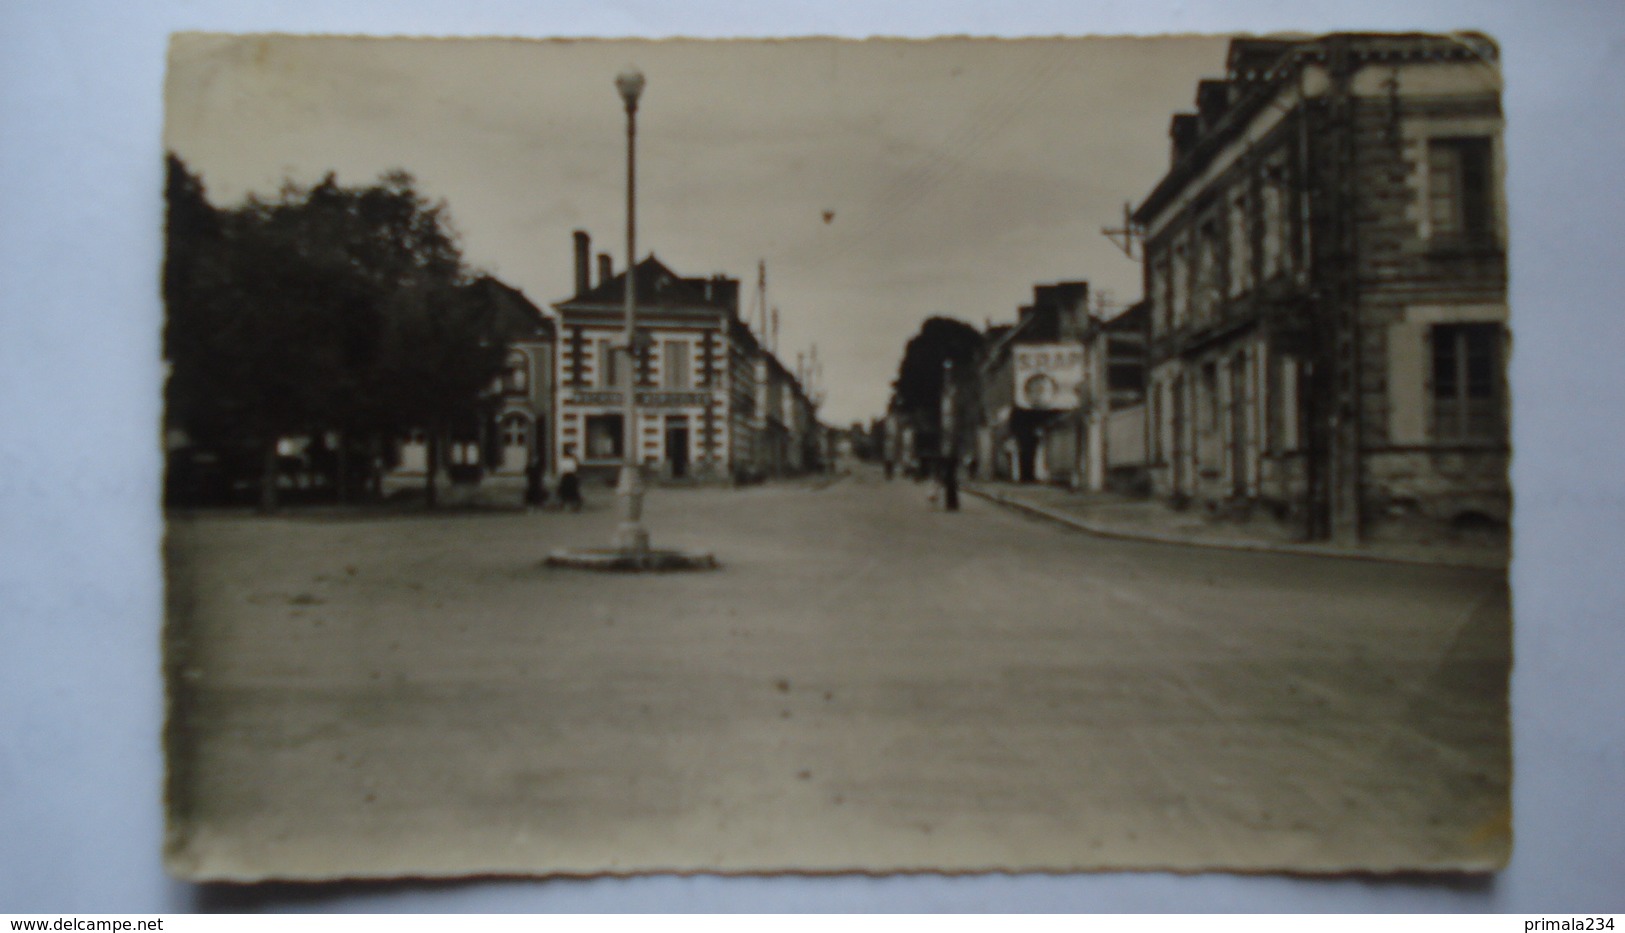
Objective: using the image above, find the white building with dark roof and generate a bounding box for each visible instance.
[552,231,821,483]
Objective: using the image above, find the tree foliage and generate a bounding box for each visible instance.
[891,316,983,418]
[163,155,508,509]
[889,316,985,465]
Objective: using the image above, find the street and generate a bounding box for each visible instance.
[164,466,1510,880]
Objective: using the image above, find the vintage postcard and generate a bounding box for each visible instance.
[162,33,1510,880]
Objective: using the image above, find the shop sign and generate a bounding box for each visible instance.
[569,390,714,408]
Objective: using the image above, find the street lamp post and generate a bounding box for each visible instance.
[545,66,715,572]
[613,66,650,557]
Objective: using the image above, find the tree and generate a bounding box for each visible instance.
[373,280,509,507]
[890,316,984,467]
[162,156,501,511]
[264,171,491,505]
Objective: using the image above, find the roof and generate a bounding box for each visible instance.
[1102,300,1149,333]
[1133,32,1499,226]
[554,254,739,315]
[468,276,554,340]
[980,281,1091,368]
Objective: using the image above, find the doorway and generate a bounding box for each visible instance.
[666,417,690,478]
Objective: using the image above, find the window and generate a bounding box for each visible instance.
[1107,362,1141,393]
[1150,384,1163,461]
[498,415,529,469]
[1432,323,1504,442]
[1270,356,1301,453]
[1170,240,1188,328]
[664,340,691,389]
[500,415,528,447]
[1170,374,1186,464]
[1227,193,1250,297]
[1428,137,1495,244]
[585,414,624,460]
[1148,254,1173,337]
[598,339,620,388]
[1201,363,1220,432]
[503,351,528,394]
[1147,259,1163,335]
[1260,157,1290,279]
[1190,214,1222,323]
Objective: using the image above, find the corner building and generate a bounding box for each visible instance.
[1133,33,1509,542]
[552,231,753,483]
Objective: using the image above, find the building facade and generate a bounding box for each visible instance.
[552,231,821,484]
[975,283,1091,483]
[1134,33,1508,541]
[754,351,824,477]
[1080,301,1150,493]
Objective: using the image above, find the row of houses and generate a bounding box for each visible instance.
[920,32,1510,542]
[969,283,1150,492]
[394,230,826,487]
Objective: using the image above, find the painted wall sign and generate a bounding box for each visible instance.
[1013,343,1085,410]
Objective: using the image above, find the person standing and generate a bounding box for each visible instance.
[558,448,583,512]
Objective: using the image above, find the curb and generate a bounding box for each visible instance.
[963,486,1505,571]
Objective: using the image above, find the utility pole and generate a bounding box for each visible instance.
[1102,201,1143,261]
[941,358,959,511]
[1323,37,1364,545]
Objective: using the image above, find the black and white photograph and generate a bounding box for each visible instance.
[9,0,1625,915]
[158,32,1514,881]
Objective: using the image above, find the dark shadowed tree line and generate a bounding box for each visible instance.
[163,154,515,511]
[888,316,983,475]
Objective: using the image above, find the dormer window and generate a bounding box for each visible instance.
[503,351,528,394]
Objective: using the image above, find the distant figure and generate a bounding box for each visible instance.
[942,455,960,512]
[558,451,583,512]
[883,458,895,481]
[524,457,547,511]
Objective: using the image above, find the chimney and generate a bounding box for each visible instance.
[1169,113,1201,165]
[572,230,590,295]
[1196,80,1231,131]
[1055,281,1089,338]
[597,253,612,288]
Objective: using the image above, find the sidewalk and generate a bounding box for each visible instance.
[378,470,847,511]
[965,481,1509,570]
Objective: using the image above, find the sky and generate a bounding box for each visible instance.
[165,34,1230,425]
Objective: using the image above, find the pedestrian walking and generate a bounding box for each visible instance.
[558,450,583,512]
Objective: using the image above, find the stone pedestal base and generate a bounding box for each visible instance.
[612,522,650,556]
[544,547,718,573]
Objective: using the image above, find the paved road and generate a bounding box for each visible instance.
[165,466,1510,879]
